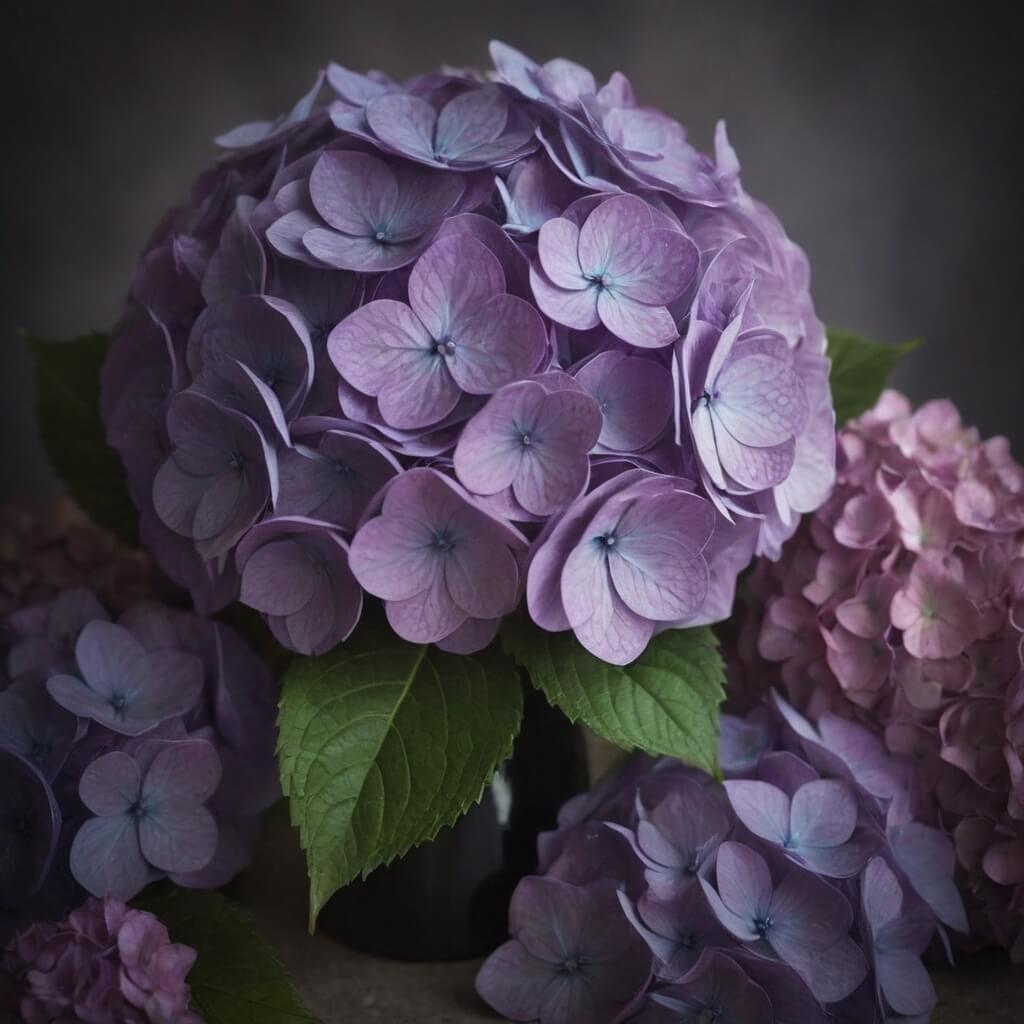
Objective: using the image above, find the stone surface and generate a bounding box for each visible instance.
[237,807,1024,1023]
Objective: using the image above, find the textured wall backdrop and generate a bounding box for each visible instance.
[3,1,1021,500]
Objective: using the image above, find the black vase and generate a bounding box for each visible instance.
[317,681,589,961]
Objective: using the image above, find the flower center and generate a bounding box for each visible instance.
[586,271,613,290]
[595,532,618,550]
[753,913,773,938]
[29,739,51,764]
[372,226,392,244]
[110,693,129,717]
[561,956,585,974]
[432,529,456,554]
[433,339,457,358]
[920,603,936,620]
[128,800,149,822]
[229,451,247,471]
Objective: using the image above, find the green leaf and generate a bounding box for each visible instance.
[502,619,725,776]
[28,331,138,543]
[133,885,317,1024]
[826,327,921,426]
[277,636,523,929]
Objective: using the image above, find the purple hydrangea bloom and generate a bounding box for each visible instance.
[0,579,280,937]
[349,468,526,648]
[237,516,362,655]
[530,195,697,348]
[302,150,464,271]
[474,877,651,1024]
[103,43,836,667]
[479,695,959,1022]
[723,776,874,878]
[453,374,602,516]
[46,621,203,737]
[70,739,221,900]
[277,419,401,527]
[2,895,202,1023]
[152,391,277,559]
[329,233,547,429]
[527,470,716,664]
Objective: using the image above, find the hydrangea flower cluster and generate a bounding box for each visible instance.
[476,694,965,1023]
[102,41,835,665]
[0,498,158,623]
[1,895,200,1023]
[0,587,279,943]
[731,391,1024,957]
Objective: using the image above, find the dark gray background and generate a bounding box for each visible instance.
[3,2,1021,501]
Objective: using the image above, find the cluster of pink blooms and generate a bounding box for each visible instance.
[732,390,1024,957]
[1,896,200,1023]
[0,498,159,622]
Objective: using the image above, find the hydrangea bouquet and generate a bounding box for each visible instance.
[71,39,848,928]
[23,38,966,1003]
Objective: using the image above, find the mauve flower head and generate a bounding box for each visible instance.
[730,390,1024,957]
[479,694,961,1022]
[1,895,201,1023]
[103,42,834,662]
[1,586,279,941]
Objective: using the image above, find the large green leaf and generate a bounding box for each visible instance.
[502,619,725,776]
[826,327,921,426]
[28,331,137,543]
[277,636,523,929]
[133,886,317,1024]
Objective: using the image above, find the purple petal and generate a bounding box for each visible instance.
[598,291,678,348]
[386,571,465,644]
[139,802,219,874]
[444,534,519,620]
[877,947,936,1016]
[608,491,712,620]
[538,217,586,289]
[888,822,968,933]
[366,93,438,162]
[723,780,790,845]
[713,352,808,447]
[310,150,396,234]
[713,841,771,923]
[435,616,499,654]
[79,752,141,816]
[302,227,428,273]
[575,352,673,452]
[448,294,548,394]
[435,88,508,161]
[70,816,155,900]
[475,940,550,1021]
[530,263,601,330]
[577,196,652,278]
[142,739,222,806]
[349,518,440,601]
[790,779,857,848]
[408,234,505,340]
[240,538,318,616]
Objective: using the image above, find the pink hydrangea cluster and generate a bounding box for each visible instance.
[0,498,160,622]
[731,389,1024,956]
[101,41,835,666]
[1,896,201,1023]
